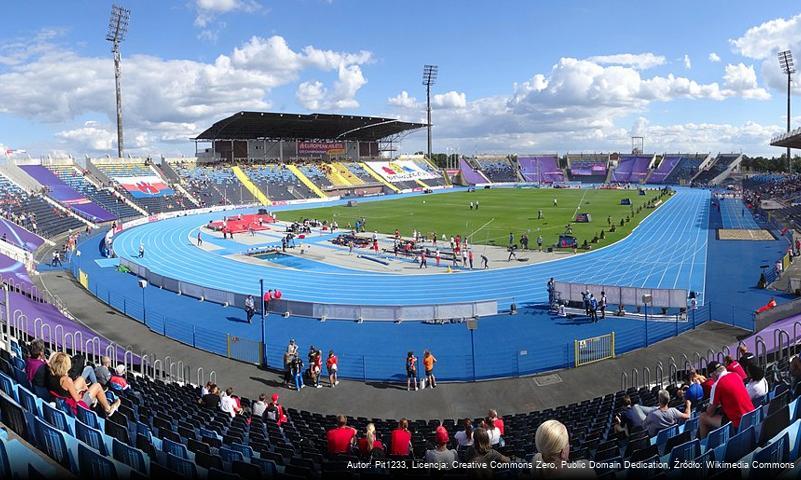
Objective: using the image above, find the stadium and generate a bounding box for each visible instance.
[2,2,801,479]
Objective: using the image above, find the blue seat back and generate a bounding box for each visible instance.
[0,436,11,479]
[682,417,699,438]
[668,439,700,464]
[706,422,731,450]
[218,446,244,463]
[738,408,761,434]
[725,426,756,463]
[655,424,679,446]
[0,372,14,398]
[41,401,72,436]
[112,438,147,474]
[76,406,100,430]
[162,438,188,459]
[753,432,789,464]
[231,442,253,459]
[166,452,197,479]
[75,419,109,456]
[34,417,75,472]
[16,385,40,416]
[78,443,118,480]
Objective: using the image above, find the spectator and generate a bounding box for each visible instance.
[724,355,747,381]
[488,409,505,436]
[327,415,357,455]
[745,364,768,405]
[390,418,412,457]
[406,352,418,392]
[531,420,590,478]
[291,355,305,391]
[738,344,755,372]
[327,350,339,387]
[700,361,720,399]
[423,350,437,389]
[482,417,503,447]
[264,393,287,426]
[357,423,384,459]
[94,356,112,388]
[220,387,243,417]
[425,426,457,468]
[201,381,213,396]
[200,385,221,409]
[67,353,98,385]
[252,393,268,417]
[681,372,706,409]
[643,389,691,437]
[46,352,120,416]
[108,365,130,392]
[468,427,510,473]
[454,419,474,448]
[699,363,755,438]
[25,339,49,399]
[613,395,655,436]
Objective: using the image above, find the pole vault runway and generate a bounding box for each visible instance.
[111,187,710,309]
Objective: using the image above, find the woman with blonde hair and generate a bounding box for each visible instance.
[532,420,591,478]
[358,422,384,458]
[46,352,119,416]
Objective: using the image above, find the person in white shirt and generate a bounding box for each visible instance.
[454,419,474,448]
[745,364,768,404]
[252,393,268,418]
[220,387,242,418]
[483,417,502,446]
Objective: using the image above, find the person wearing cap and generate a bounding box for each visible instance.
[425,425,457,468]
[109,364,130,391]
[700,361,719,399]
[264,393,287,426]
[699,363,754,439]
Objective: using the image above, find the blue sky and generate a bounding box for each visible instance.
[1,0,801,157]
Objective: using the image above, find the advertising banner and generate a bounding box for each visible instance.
[297,141,346,155]
[113,175,175,198]
[367,160,439,182]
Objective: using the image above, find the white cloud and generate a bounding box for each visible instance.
[56,121,118,152]
[722,63,770,99]
[730,13,801,60]
[433,91,467,109]
[0,34,371,153]
[388,90,417,109]
[586,53,666,70]
[709,52,721,63]
[296,81,327,110]
[683,54,692,70]
[194,0,262,28]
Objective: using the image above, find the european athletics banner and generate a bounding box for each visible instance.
[366,160,439,183]
[113,175,175,198]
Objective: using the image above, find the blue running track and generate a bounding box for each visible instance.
[719,198,760,230]
[112,187,710,308]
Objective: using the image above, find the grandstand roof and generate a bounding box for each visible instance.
[195,111,426,142]
[771,128,801,149]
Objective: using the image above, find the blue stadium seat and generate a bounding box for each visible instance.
[667,438,700,465]
[78,442,119,480]
[702,422,730,452]
[737,408,761,434]
[41,401,74,436]
[112,438,148,474]
[229,442,254,460]
[75,419,110,456]
[165,452,198,479]
[0,435,11,479]
[33,416,77,472]
[0,372,16,400]
[76,405,102,430]
[162,437,190,460]
[218,445,245,463]
[722,425,755,463]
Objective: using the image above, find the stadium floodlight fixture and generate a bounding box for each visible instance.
[106,4,130,159]
[779,50,795,166]
[422,65,438,163]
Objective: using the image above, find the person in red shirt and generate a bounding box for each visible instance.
[724,355,747,381]
[266,393,287,426]
[389,418,412,457]
[357,423,384,458]
[327,415,357,455]
[699,364,755,438]
[700,362,719,399]
[327,350,339,387]
[488,409,505,436]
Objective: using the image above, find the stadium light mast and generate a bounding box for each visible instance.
[778,50,795,169]
[106,4,130,159]
[422,65,438,163]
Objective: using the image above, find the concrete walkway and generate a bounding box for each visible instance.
[34,265,745,420]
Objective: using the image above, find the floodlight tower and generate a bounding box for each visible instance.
[778,50,795,169]
[422,65,438,162]
[106,4,130,159]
